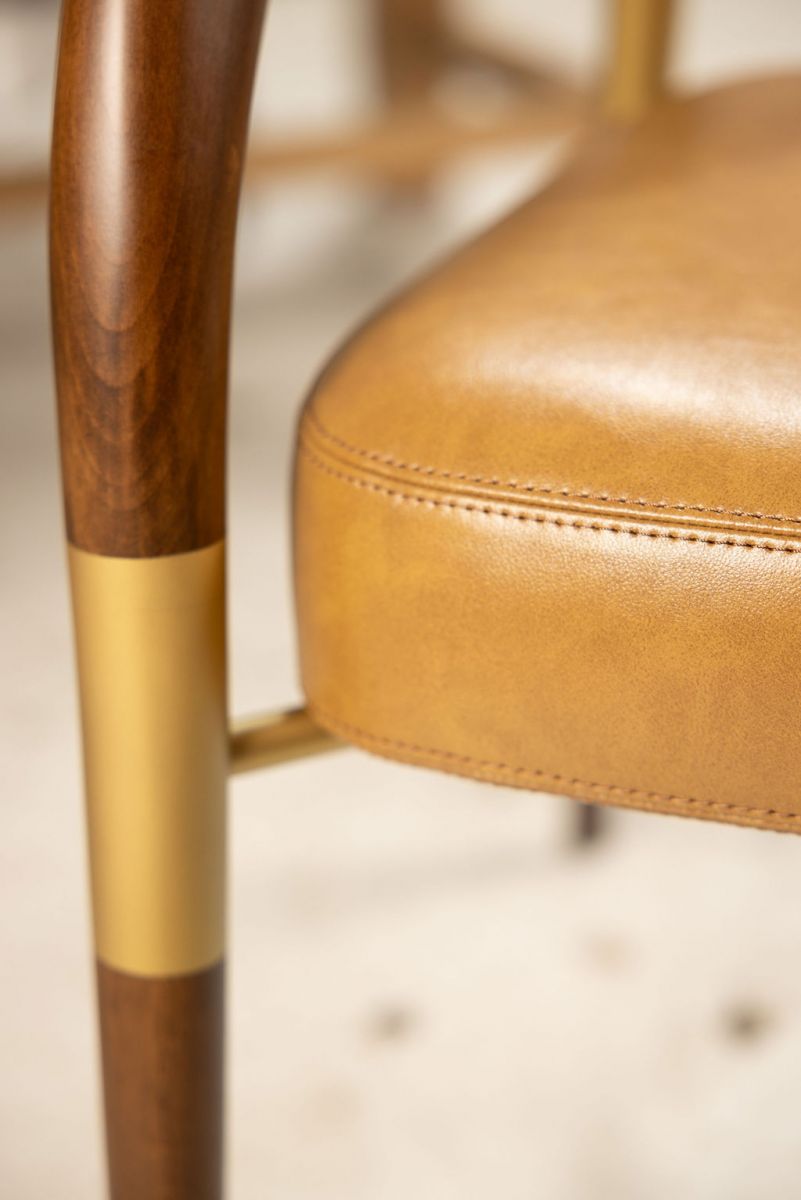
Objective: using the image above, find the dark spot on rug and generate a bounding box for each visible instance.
[583,933,632,971]
[721,1001,774,1044]
[367,1003,419,1044]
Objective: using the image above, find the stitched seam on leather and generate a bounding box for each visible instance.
[299,441,801,556]
[306,406,801,529]
[310,705,801,828]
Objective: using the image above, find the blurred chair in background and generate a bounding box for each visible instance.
[248,0,585,188]
[0,0,583,208]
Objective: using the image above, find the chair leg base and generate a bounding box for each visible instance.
[573,802,606,846]
[97,961,225,1200]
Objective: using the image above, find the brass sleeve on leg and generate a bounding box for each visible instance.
[69,543,227,978]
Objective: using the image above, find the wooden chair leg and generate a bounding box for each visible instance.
[50,2,267,1194]
[573,802,606,846]
[372,0,450,195]
[374,0,447,107]
[67,545,228,1199]
[97,964,224,1198]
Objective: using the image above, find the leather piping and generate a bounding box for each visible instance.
[305,405,801,534]
[309,704,801,835]
[299,436,801,556]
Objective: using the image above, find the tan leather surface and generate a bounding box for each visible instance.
[293,76,801,834]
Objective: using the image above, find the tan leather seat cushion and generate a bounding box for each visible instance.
[293,76,801,834]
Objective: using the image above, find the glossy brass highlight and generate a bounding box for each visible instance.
[69,543,227,978]
[230,706,341,774]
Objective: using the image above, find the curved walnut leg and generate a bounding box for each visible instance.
[50,1,267,1195]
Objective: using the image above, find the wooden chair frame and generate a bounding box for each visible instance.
[50,1,672,1195]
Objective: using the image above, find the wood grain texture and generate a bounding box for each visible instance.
[51,4,266,1195]
[51,0,267,557]
[97,960,224,1200]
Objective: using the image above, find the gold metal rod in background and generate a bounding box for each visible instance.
[229,706,342,774]
[603,0,675,122]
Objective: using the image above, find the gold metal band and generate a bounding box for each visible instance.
[69,542,227,977]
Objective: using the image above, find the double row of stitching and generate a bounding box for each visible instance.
[306,405,801,529]
[299,439,801,556]
[309,705,801,830]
